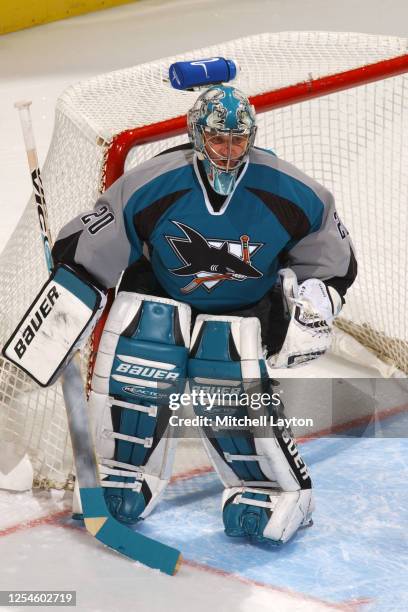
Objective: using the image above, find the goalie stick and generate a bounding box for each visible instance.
[14,100,181,576]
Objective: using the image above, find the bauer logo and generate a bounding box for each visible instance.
[115,362,180,380]
[13,286,60,359]
[280,429,311,482]
[190,384,242,395]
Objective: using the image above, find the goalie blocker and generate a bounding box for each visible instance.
[2,264,105,387]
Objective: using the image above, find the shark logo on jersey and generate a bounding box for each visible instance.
[165,221,264,293]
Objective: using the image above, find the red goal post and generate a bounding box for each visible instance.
[105,52,408,185]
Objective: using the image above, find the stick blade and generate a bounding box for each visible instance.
[81,487,181,575]
[96,517,181,576]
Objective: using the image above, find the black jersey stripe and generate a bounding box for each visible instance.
[246,187,310,241]
[133,189,191,242]
[52,230,83,267]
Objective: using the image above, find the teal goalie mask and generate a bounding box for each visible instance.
[187,85,257,196]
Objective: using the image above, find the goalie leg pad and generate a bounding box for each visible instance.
[89,291,190,525]
[188,314,313,544]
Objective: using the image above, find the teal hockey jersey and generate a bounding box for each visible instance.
[53,145,356,312]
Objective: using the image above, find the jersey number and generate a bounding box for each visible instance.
[334,211,349,239]
[81,205,114,235]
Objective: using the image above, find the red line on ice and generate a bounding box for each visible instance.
[297,401,408,443]
[0,512,373,609]
[0,509,70,537]
[183,558,373,611]
[171,401,408,482]
[0,503,375,609]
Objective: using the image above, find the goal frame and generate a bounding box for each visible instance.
[104,52,408,186]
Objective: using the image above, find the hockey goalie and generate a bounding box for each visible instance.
[4,85,357,546]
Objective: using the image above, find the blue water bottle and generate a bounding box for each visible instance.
[169,57,238,90]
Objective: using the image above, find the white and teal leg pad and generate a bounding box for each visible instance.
[88,292,190,525]
[188,314,314,545]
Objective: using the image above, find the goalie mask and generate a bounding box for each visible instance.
[188,85,257,196]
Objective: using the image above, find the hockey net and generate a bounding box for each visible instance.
[0,31,407,490]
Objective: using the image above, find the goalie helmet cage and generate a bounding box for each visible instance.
[1,31,407,490]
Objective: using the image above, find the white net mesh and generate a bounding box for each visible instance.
[1,31,407,489]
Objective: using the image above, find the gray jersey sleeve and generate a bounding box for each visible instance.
[283,181,357,300]
[53,176,139,289]
[251,151,357,298]
[53,148,193,290]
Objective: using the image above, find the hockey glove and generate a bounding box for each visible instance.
[268,270,342,368]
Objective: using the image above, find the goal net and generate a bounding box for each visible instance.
[1,31,407,490]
